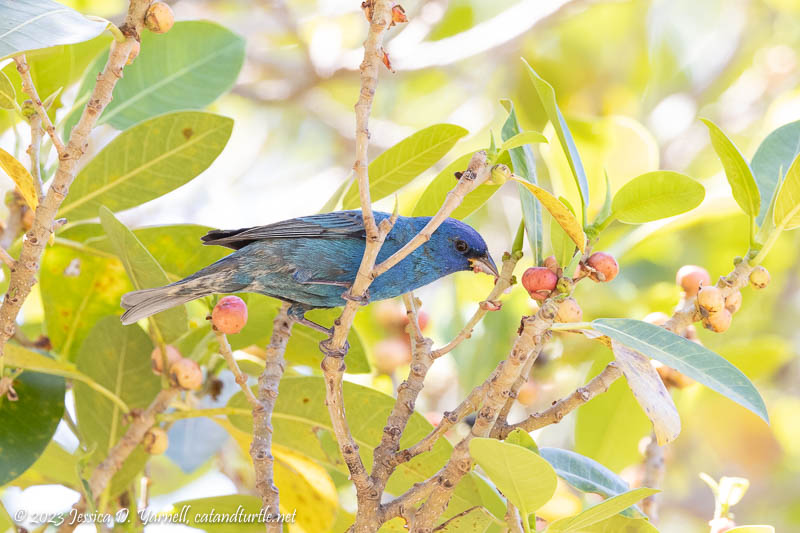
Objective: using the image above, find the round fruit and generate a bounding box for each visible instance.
[211,296,248,334]
[143,426,169,455]
[749,266,770,289]
[145,2,175,34]
[703,308,732,333]
[696,286,724,314]
[151,344,182,375]
[556,298,583,323]
[676,265,710,297]
[169,358,203,390]
[586,252,619,282]
[517,381,538,406]
[643,312,669,326]
[522,267,558,301]
[725,291,742,314]
[373,338,411,374]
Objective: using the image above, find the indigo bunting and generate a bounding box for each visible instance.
[120,210,497,333]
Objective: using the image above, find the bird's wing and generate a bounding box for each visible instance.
[201,211,369,250]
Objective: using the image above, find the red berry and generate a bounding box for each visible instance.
[543,255,559,274]
[586,252,619,282]
[522,267,558,301]
[676,265,710,297]
[212,296,248,334]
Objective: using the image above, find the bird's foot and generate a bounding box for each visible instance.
[319,337,350,358]
[342,288,370,306]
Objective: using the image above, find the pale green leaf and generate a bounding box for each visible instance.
[522,60,589,212]
[505,428,538,453]
[551,196,577,268]
[500,130,548,151]
[539,448,644,518]
[60,111,233,221]
[611,171,704,223]
[0,370,65,485]
[10,440,80,490]
[100,207,187,343]
[469,437,558,518]
[501,100,542,263]
[726,527,775,533]
[772,152,800,230]
[341,124,468,209]
[701,119,760,216]
[593,318,768,423]
[572,514,659,533]
[411,152,502,220]
[436,507,497,532]
[0,146,38,210]
[609,339,681,445]
[546,488,658,532]
[751,120,800,225]
[73,317,161,497]
[0,70,14,109]
[228,377,505,521]
[0,0,107,60]
[64,21,245,133]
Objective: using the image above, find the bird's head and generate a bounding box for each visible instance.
[433,219,499,278]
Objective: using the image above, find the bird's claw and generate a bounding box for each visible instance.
[319,337,350,358]
[342,288,370,306]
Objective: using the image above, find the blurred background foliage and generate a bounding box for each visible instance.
[1,0,800,531]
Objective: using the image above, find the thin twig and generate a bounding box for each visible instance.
[505,501,525,533]
[432,250,520,358]
[0,248,14,269]
[0,1,150,368]
[215,330,259,410]
[641,432,665,521]
[27,113,45,202]
[251,303,293,533]
[58,387,179,533]
[14,56,66,158]
[496,362,622,439]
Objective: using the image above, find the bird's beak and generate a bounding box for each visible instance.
[470,255,499,278]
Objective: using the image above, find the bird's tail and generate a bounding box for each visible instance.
[120,256,243,325]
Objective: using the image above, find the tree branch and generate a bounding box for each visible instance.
[0,0,150,367]
[14,56,66,158]
[215,330,259,410]
[641,432,665,521]
[251,303,293,533]
[496,362,622,439]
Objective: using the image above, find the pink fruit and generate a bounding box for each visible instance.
[212,296,248,334]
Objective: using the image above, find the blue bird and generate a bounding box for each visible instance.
[120,210,498,334]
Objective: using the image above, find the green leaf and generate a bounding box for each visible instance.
[505,428,539,453]
[501,100,543,264]
[522,60,589,213]
[751,120,800,225]
[436,507,497,532]
[772,152,800,230]
[469,437,558,519]
[100,207,187,343]
[64,21,245,133]
[11,440,80,490]
[229,296,371,374]
[60,111,233,221]
[701,119,760,217]
[595,171,613,225]
[0,0,107,60]
[0,370,65,485]
[546,488,658,532]
[609,339,680,445]
[566,514,659,533]
[165,495,264,532]
[726,527,775,533]
[500,131,548,151]
[73,317,161,497]
[341,124,468,209]
[610,171,705,223]
[511,176,586,253]
[228,377,505,521]
[539,448,643,518]
[411,152,505,220]
[0,146,38,210]
[551,196,577,268]
[593,318,768,423]
[0,70,14,109]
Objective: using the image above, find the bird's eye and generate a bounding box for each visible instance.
[454,239,468,253]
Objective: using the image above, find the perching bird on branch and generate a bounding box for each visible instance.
[120,210,498,334]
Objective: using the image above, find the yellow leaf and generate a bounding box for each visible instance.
[511,176,585,252]
[0,147,38,211]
